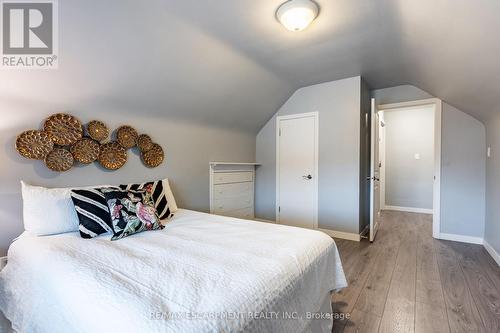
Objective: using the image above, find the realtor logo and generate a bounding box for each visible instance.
[1,0,58,68]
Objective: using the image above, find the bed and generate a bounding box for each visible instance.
[0,209,347,333]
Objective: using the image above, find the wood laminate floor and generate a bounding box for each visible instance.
[331,211,500,333]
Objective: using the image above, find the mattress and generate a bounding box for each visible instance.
[0,209,347,333]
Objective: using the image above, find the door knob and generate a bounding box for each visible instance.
[303,175,312,180]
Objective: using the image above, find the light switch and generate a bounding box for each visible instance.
[414,153,420,160]
[487,147,491,158]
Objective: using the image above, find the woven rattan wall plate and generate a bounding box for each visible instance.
[44,148,74,172]
[17,113,164,172]
[137,134,153,152]
[87,120,109,142]
[141,143,164,168]
[116,126,138,149]
[15,130,54,160]
[71,137,100,164]
[44,113,83,145]
[98,142,127,170]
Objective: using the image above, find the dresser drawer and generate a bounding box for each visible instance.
[213,194,253,213]
[213,172,253,185]
[218,207,254,220]
[213,182,252,199]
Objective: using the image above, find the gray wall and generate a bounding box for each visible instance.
[255,76,362,234]
[373,85,486,238]
[484,113,500,255]
[384,106,434,209]
[0,108,255,256]
[440,104,485,237]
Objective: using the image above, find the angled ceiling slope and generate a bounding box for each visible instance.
[1,0,498,133]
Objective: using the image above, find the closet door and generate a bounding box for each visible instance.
[276,112,318,229]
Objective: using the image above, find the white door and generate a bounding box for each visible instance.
[276,112,318,229]
[370,98,381,242]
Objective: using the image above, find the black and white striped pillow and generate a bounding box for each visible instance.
[70,180,173,239]
[119,180,173,220]
[70,188,116,238]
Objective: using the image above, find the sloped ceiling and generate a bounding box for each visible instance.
[2,0,499,133]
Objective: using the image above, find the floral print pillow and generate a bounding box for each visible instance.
[101,187,164,240]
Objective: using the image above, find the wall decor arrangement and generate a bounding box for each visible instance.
[15,113,164,172]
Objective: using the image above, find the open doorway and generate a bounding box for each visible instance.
[376,99,442,238]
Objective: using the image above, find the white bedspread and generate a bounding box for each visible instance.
[0,209,346,333]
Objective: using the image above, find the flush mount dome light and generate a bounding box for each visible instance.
[276,0,319,32]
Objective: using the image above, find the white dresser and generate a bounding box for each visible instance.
[209,162,259,219]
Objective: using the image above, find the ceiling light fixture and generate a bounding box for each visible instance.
[276,0,319,32]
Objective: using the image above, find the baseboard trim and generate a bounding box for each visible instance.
[318,228,361,242]
[267,221,361,241]
[0,257,7,271]
[483,240,500,267]
[384,205,433,214]
[254,218,275,223]
[437,233,483,245]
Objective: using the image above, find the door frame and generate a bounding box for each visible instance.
[378,111,386,210]
[369,98,381,242]
[377,98,442,239]
[275,112,319,229]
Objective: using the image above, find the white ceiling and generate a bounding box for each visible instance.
[2,0,499,132]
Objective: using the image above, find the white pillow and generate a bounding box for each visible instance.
[21,178,178,236]
[20,181,112,236]
[163,178,178,213]
[21,181,79,236]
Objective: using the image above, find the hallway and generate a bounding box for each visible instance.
[331,211,500,333]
